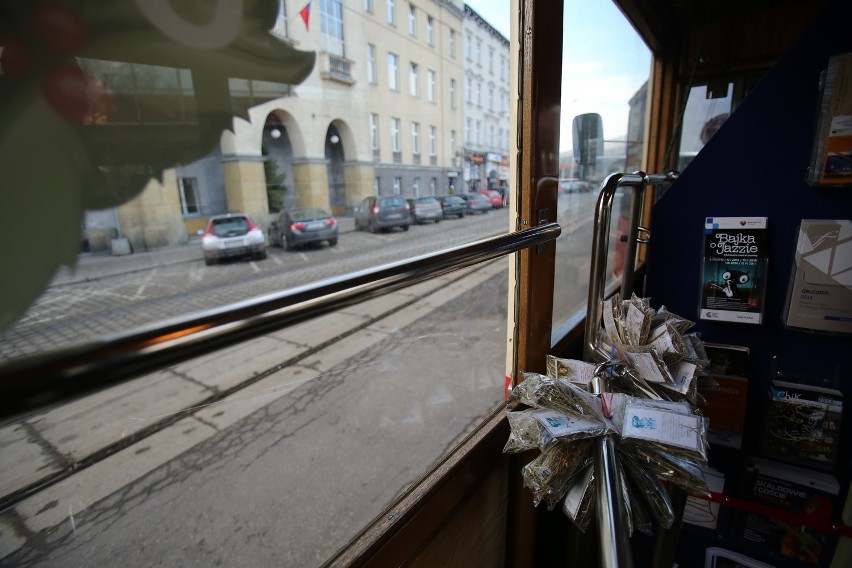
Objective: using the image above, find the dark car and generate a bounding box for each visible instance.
[459,192,492,214]
[437,195,467,219]
[269,207,338,250]
[406,197,443,224]
[354,196,411,232]
[200,213,267,266]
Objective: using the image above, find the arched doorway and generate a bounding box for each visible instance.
[325,124,346,216]
[262,114,295,213]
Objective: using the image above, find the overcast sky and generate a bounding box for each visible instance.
[464,1,652,153]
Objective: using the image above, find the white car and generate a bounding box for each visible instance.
[200,213,267,266]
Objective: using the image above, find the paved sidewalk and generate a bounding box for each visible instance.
[51,217,356,286]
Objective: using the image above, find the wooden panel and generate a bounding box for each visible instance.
[409,465,508,568]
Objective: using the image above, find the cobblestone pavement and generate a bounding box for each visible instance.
[0,211,510,360]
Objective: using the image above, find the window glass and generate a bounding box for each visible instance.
[677,83,733,171]
[553,0,651,342]
[0,1,513,566]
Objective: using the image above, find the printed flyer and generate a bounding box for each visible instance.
[699,217,769,324]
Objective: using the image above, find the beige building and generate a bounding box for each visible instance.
[462,3,511,193]
[83,0,466,252]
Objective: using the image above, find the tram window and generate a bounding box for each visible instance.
[553,0,652,343]
[677,83,734,171]
[0,1,517,565]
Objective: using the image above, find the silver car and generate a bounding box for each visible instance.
[200,213,267,265]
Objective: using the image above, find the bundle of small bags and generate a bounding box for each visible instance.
[504,293,713,535]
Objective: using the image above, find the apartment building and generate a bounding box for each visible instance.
[461,4,510,193]
[82,0,467,251]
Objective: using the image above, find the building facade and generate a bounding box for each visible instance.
[461,4,510,193]
[80,1,482,252]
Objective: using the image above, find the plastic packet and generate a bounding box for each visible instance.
[621,444,711,496]
[615,343,675,385]
[651,304,695,335]
[562,464,595,532]
[621,451,675,529]
[620,400,709,463]
[504,408,610,454]
[546,355,596,388]
[625,294,654,346]
[522,439,593,509]
[512,372,604,420]
[602,294,625,345]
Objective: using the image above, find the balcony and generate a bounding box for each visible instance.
[319,52,355,85]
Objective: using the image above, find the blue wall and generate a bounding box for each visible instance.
[645,0,852,481]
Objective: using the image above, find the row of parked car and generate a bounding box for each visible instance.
[199,190,506,264]
[353,191,505,233]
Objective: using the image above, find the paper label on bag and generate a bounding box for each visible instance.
[626,351,670,383]
[626,303,646,345]
[621,405,703,453]
[534,410,602,439]
[648,325,675,355]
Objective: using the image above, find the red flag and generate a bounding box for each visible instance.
[300,2,311,31]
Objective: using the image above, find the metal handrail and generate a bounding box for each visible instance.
[583,171,677,567]
[0,223,560,424]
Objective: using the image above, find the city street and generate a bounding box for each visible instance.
[0,191,609,566]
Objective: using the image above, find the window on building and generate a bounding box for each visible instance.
[476,39,482,65]
[500,55,506,81]
[393,177,401,194]
[411,122,420,155]
[367,44,377,84]
[178,177,200,216]
[373,176,380,195]
[407,5,416,35]
[450,78,456,108]
[429,126,437,156]
[320,0,345,57]
[391,117,401,152]
[430,177,437,194]
[409,62,419,97]
[450,130,456,157]
[488,87,494,111]
[475,119,481,144]
[465,118,471,143]
[449,29,456,57]
[427,70,436,102]
[386,0,395,25]
[413,177,420,197]
[465,77,471,103]
[272,0,288,38]
[474,80,481,105]
[388,53,399,90]
[465,33,471,60]
[364,0,372,13]
[426,16,434,46]
[369,113,379,150]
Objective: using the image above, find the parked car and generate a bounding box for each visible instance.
[560,180,595,193]
[406,197,443,224]
[200,213,266,266]
[354,196,411,232]
[459,192,492,214]
[479,190,504,208]
[437,195,467,219]
[269,207,338,250]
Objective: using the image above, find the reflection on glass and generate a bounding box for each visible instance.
[1,1,513,565]
[0,260,509,566]
[677,83,733,171]
[553,0,651,338]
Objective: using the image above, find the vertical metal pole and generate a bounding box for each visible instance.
[591,374,634,568]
